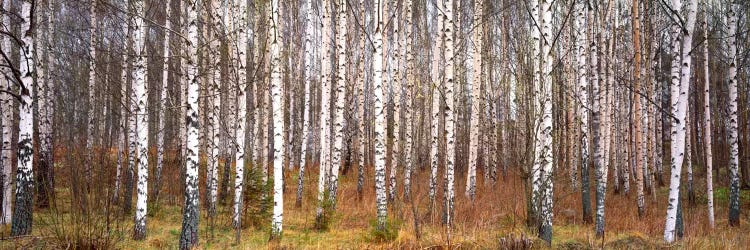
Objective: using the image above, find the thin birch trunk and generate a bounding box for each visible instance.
[702,0,714,228]
[373,0,388,230]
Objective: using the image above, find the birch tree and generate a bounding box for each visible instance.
[114,0,132,204]
[575,0,591,223]
[37,0,56,208]
[537,0,554,243]
[443,0,456,238]
[466,0,483,200]
[373,0,388,230]
[726,0,740,227]
[179,0,200,247]
[315,0,333,227]
[155,0,173,204]
[10,0,35,236]
[207,0,222,217]
[329,0,347,205]
[429,0,444,206]
[664,0,698,242]
[297,0,315,207]
[233,0,250,240]
[132,0,149,240]
[0,0,13,226]
[86,0,98,186]
[702,0,714,228]
[270,0,284,239]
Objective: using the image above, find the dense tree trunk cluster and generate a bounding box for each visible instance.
[0,0,748,246]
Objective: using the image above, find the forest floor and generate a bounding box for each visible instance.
[1,158,749,249]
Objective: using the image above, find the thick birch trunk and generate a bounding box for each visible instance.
[664,0,697,242]
[329,0,347,205]
[270,0,284,238]
[132,0,149,239]
[726,2,740,227]
[315,0,333,226]
[179,1,200,248]
[538,0,554,243]
[11,0,34,236]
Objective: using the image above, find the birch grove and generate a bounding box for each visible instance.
[0,0,747,247]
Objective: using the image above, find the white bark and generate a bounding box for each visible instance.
[298,0,314,206]
[726,1,740,227]
[179,0,200,247]
[270,0,284,237]
[207,0,222,216]
[329,0,347,204]
[702,1,714,228]
[429,0,443,205]
[388,2,401,202]
[664,0,697,243]
[403,0,414,200]
[132,0,149,239]
[86,0,98,183]
[538,0,554,242]
[373,0,388,229]
[0,0,13,225]
[234,0,249,234]
[114,1,132,203]
[443,0,456,234]
[10,0,34,235]
[155,0,172,203]
[466,0,483,200]
[316,0,333,222]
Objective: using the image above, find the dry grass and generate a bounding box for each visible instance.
[1,148,749,249]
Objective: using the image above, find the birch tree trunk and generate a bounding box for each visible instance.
[429,0,444,207]
[154,0,173,204]
[726,1,740,227]
[132,0,149,240]
[179,0,200,247]
[270,0,284,239]
[664,0,697,242]
[10,0,34,236]
[86,0,98,189]
[315,0,333,227]
[466,0,483,201]
[114,0,132,205]
[356,0,367,199]
[702,1,714,228]
[632,0,645,217]
[329,0,347,205]
[373,0,388,230]
[234,0,249,241]
[389,2,401,203]
[403,0,414,201]
[0,0,14,225]
[575,0,592,224]
[297,0,314,207]
[36,0,55,208]
[207,0,222,217]
[538,0,554,243]
[443,0,456,239]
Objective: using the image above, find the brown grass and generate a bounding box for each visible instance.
[1,147,749,249]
